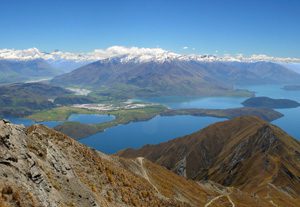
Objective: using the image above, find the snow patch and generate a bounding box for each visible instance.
[0,46,299,64]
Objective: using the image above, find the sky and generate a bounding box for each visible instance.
[0,0,299,57]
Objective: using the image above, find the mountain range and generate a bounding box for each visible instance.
[51,58,300,97]
[1,47,300,92]
[1,47,300,63]
[0,59,58,84]
[1,116,299,206]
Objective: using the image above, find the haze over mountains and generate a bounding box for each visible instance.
[280,63,300,73]
[0,59,58,84]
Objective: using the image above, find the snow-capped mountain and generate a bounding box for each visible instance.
[1,46,300,86]
[51,56,300,98]
[1,46,300,64]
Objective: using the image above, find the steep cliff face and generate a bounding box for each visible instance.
[119,116,300,206]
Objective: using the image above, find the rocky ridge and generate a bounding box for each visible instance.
[119,116,300,207]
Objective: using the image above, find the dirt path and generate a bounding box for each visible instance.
[137,157,159,193]
[204,195,224,207]
[227,195,235,207]
[269,200,279,207]
[204,194,236,207]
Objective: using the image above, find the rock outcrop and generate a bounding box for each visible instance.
[0,120,192,206]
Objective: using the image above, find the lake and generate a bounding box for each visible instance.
[133,84,300,140]
[80,116,226,154]
[81,84,300,153]
[5,84,300,154]
[241,85,300,140]
[4,114,114,128]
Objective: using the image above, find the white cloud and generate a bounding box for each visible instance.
[0,46,299,63]
[183,46,189,50]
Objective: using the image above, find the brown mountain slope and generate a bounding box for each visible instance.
[118,116,300,206]
[118,157,277,207]
[0,119,270,207]
[1,118,299,207]
[0,120,197,206]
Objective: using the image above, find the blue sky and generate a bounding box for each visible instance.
[1,0,299,57]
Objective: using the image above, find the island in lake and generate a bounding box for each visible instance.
[282,85,300,91]
[242,96,300,109]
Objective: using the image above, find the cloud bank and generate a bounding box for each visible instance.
[0,46,299,63]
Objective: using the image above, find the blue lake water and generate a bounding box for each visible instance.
[133,84,300,141]
[4,114,114,128]
[241,85,300,140]
[5,84,300,154]
[81,84,300,153]
[80,116,226,154]
[3,117,62,128]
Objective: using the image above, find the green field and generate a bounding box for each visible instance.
[27,106,98,122]
[28,105,168,139]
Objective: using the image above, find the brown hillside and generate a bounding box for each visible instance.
[1,119,268,207]
[0,120,193,206]
[118,116,300,206]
